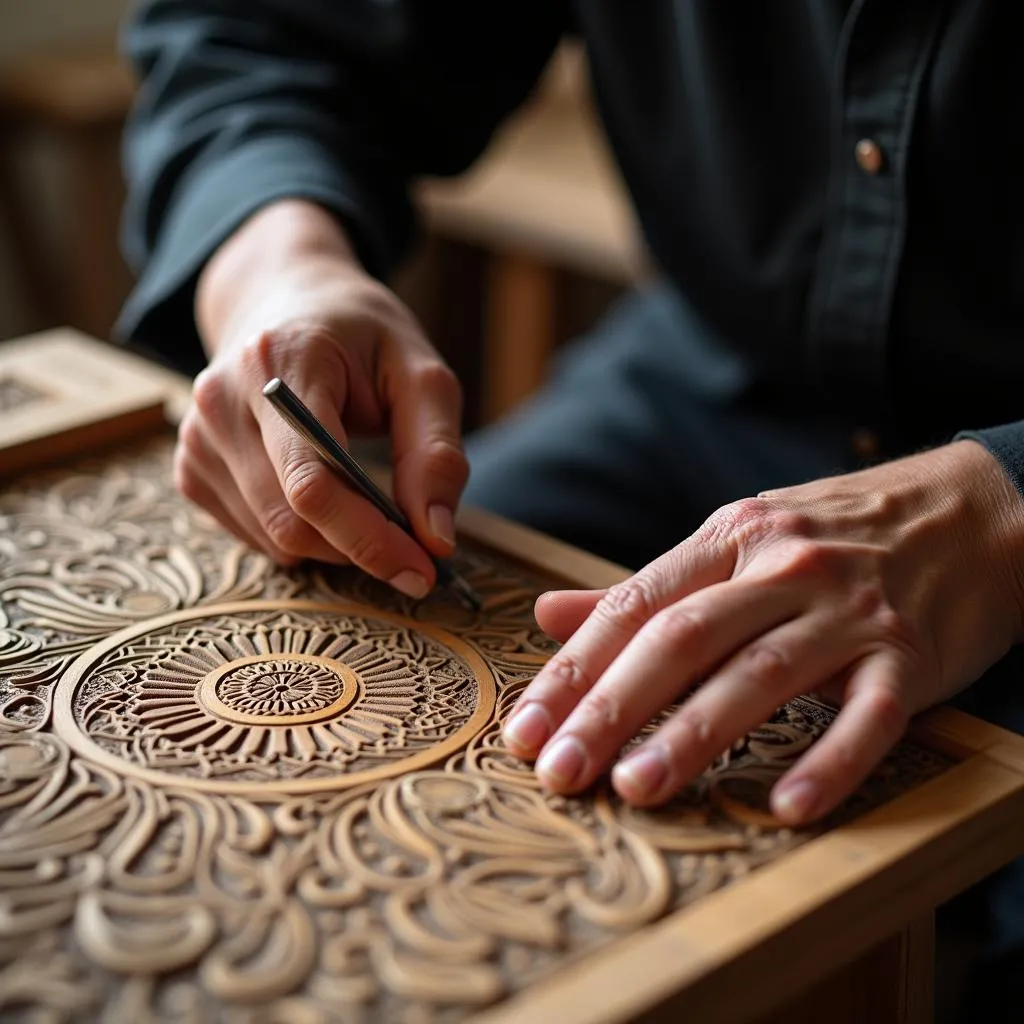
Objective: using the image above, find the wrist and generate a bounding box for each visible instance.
[195,199,360,356]
[945,439,1024,643]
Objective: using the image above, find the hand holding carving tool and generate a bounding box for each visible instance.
[262,377,482,611]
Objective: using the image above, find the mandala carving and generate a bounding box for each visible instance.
[55,602,496,792]
[0,436,951,1023]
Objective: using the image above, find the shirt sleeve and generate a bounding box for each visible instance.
[955,423,1024,499]
[117,0,568,370]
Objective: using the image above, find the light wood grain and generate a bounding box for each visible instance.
[0,329,169,477]
[476,754,1024,1024]
[6,329,1024,1023]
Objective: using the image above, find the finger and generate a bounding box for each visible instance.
[191,415,350,568]
[503,535,737,759]
[177,411,301,562]
[191,367,350,566]
[253,379,439,595]
[769,653,909,825]
[534,578,804,794]
[388,350,469,557]
[535,589,606,643]
[610,608,864,805]
[173,440,267,554]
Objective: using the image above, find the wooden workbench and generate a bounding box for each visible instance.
[1,329,1023,1023]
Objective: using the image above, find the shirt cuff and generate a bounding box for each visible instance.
[116,134,411,372]
[954,422,1024,500]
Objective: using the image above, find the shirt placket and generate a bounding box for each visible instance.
[803,0,947,425]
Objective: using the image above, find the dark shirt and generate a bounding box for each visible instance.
[118,1,1024,492]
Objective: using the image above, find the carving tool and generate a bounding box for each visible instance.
[262,377,482,611]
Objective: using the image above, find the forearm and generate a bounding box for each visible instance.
[118,0,565,370]
[196,200,360,357]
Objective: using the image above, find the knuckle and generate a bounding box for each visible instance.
[239,325,336,378]
[851,585,908,643]
[351,280,397,321]
[646,605,711,651]
[674,705,714,749]
[421,436,469,490]
[745,643,791,689]
[775,539,837,581]
[873,603,907,641]
[176,416,199,458]
[848,581,885,618]
[172,452,202,504]
[415,360,462,401]
[545,651,592,697]
[281,462,331,522]
[346,530,388,572]
[866,686,908,737]
[176,414,208,463]
[723,496,771,531]
[701,497,774,547]
[596,579,660,631]
[770,509,814,538]
[579,687,623,729]
[240,328,285,370]
[191,368,228,422]
[261,502,309,554]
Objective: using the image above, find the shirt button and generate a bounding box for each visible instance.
[851,428,880,459]
[855,138,884,174]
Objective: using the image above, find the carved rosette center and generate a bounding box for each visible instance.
[197,653,359,726]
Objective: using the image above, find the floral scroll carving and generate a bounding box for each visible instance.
[0,438,950,1022]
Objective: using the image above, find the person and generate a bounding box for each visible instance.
[116,4,1024,1017]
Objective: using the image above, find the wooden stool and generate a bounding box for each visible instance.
[416,43,648,423]
[0,40,135,339]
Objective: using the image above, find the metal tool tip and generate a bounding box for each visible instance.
[451,575,483,612]
[263,378,282,396]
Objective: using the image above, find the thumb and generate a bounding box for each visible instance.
[387,352,469,558]
[535,589,607,643]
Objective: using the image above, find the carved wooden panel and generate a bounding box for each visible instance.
[0,436,951,1022]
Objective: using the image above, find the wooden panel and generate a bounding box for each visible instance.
[2,332,1024,1023]
[0,329,169,477]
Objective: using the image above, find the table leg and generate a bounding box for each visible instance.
[67,123,133,341]
[753,913,934,1024]
[481,251,557,424]
[0,125,67,331]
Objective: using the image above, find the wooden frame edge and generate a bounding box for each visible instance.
[473,751,1024,1024]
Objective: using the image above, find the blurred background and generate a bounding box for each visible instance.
[0,0,648,431]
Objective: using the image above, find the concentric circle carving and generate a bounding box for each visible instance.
[54,600,497,793]
[197,653,359,725]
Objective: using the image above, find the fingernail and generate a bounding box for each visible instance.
[389,570,430,600]
[537,736,585,789]
[428,504,456,547]
[612,746,669,800]
[503,703,551,755]
[772,778,820,823]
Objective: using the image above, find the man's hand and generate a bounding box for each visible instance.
[503,440,1024,824]
[176,200,467,598]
